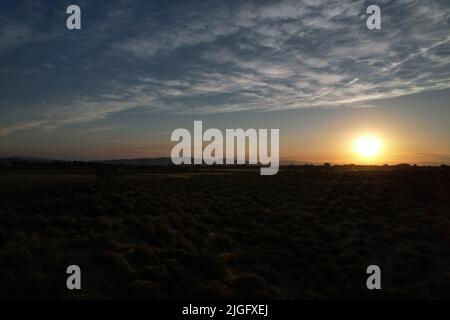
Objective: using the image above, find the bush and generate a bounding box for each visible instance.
[98,252,135,280]
[231,273,266,293]
[122,280,164,299]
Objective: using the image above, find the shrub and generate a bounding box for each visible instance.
[122,280,164,299]
[98,252,135,280]
[231,273,266,293]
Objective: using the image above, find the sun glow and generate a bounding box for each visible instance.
[354,136,382,158]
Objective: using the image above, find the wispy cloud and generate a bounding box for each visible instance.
[0,120,46,137]
[79,125,121,134]
[0,22,32,53]
[1,0,450,136]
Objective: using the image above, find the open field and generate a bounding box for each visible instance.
[1,164,450,299]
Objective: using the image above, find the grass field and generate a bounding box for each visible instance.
[1,164,450,299]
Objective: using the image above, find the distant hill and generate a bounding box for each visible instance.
[279,160,314,166]
[2,156,445,167]
[100,158,314,166]
[0,156,60,165]
[0,156,314,166]
[98,157,173,166]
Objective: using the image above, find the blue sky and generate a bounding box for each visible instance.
[0,0,449,163]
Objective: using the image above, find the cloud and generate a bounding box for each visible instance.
[79,125,121,134]
[0,120,46,137]
[1,0,450,135]
[382,36,450,72]
[0,21,32,54]
[0,84,157,136]
[346,78,359,86]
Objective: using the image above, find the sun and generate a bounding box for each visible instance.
[354,136,382,158]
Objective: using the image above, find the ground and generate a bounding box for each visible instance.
[0,164,449,299]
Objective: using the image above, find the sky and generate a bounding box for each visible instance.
[0,0,449,164]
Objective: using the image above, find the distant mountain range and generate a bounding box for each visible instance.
[100,158,312,166]
[0,156,446,166]
[0,156,173,166]
[0,156,60,164]
[99,157,173,166]
[0,156,312,166]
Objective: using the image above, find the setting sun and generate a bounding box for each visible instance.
[354,136,382,158]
